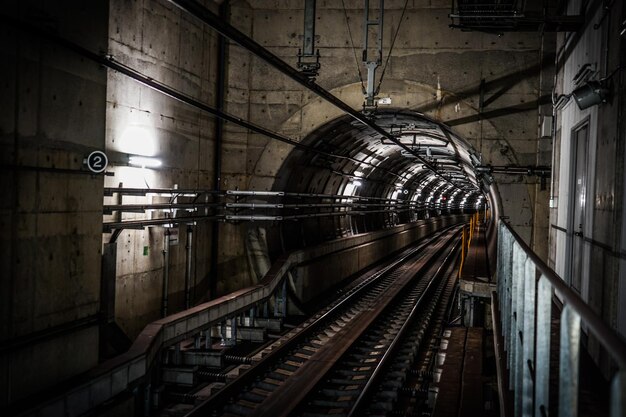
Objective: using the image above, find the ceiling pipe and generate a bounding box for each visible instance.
[210,0,229,301]
[167,0,469,191]
[3,11,476,203]
[3,14,430,187]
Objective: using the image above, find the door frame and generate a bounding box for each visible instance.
[566,117,591,291]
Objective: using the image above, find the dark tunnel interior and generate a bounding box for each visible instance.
[267,110,490,255]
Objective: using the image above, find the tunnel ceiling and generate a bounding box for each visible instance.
[276,109,486,211]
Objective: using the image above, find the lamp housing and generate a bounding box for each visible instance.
[572,80,609,110]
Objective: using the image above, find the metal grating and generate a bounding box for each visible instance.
[449,0,582,33]
[450,0,523,31]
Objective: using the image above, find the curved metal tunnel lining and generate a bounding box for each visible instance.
[268,110,492,253]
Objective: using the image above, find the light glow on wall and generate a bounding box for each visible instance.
[343,181,359,197]
[119,125,157,156]
[114,166,158,188]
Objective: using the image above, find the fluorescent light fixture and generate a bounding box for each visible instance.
[354,171,364,177]
[129,156,162,168]
[352,180,362,187]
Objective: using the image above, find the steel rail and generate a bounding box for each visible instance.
[347,237,461,416]
[184,227,459,417]
[247,229,462,417]
[288,236,461,417]
[166,0,469,191]
[11,215,468,417]
[334,236,460,416]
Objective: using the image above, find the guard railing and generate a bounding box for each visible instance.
[496,220,626,417]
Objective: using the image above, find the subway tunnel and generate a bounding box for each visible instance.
[269,111,486,248]
[1,0,625,416]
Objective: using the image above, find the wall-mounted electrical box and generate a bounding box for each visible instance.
[541,115,553,138]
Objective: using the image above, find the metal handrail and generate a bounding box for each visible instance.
[496,219,626,417]
[501,221,626,367]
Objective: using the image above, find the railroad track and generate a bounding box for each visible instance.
[291,237,461,417]
[185,226,462,417]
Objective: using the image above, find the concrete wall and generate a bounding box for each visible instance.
[223,1,549,264]
[0,1,557,409]
[294,215,468,303]
[0,0,108,406]
[549,0,625,358]
[105,0,220,339]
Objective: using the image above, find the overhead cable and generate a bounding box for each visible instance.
[342,0,367,94]
[375,0,410,95]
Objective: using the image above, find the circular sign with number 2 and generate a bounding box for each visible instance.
[86,151,108,174]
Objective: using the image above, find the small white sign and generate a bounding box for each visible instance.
[378,97,392,105]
